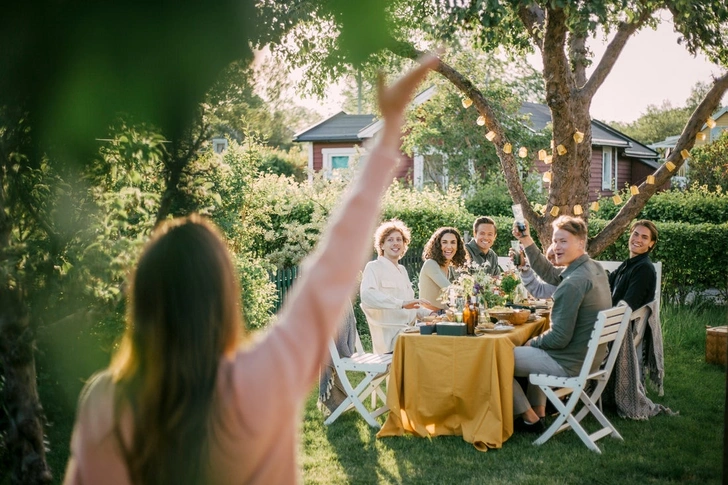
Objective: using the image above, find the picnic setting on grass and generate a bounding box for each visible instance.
[325,211,673,455]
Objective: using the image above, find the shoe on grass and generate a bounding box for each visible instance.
[514,417,545,434]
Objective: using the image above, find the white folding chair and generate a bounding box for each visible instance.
[324,330,392,428]
[530,305,633,453]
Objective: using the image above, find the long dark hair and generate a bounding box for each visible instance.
[422,226,467,268]
[109,215,242,484]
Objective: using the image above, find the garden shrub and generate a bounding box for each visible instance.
[591,183,728,224]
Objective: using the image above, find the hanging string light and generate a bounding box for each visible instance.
[646,175,655,185]
[518,146,528,158]
[485,131,496,141]
[680,149,690,159]
[573,204,583,215]
[542,171,552,182]
[556,144,567,156]
[573,131,584,144]
[462,97,473,108]
[707,117,717,128]
[590,201,600,211]
[549,206,560,216]
[477,115,486,126]
[538,149,547,160]
[630,186,639,195]
[503,143,512,154]
[697,132,707,141]
[544,155,553,164]
[612,194,623,205]
[665,161,676,172]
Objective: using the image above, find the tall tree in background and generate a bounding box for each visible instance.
[609,82,713,145]
[259,0,728,252]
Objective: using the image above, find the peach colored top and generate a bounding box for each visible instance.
[63,146,400,485]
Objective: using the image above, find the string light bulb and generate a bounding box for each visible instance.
[477,115,486,126]
[538,149,547,161]
[485,131,496,141]
[646,175,655,185]
[697,132,707,141]
[666,161,676,172]
[556,144,567,155]
[680,149,690,160]
[462,97,473,108]
[612,194,623,205]
[573,131,584,144]
[590,201,600,211]
[544,155,553,164]
[542,171,552,182]
[573,204,583,215]
[630,185,639,196]
[549,206,560,216]
[503,143,512,154]
[518,146,528,158]
[707,117,717,129]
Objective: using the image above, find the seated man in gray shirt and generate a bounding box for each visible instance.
[510,216,611,432]
[464,216,501,276]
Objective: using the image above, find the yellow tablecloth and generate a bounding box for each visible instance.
[377,318,549,451]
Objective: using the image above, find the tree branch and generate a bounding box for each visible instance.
[516,3,545,52]
[589,70,728,255]
[580,9,652,101]
[389,40,541,232]
[541,7,575,111]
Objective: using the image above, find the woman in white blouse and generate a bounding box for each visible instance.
[360,220,437,353]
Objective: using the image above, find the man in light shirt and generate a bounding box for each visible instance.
[360,220,437,353]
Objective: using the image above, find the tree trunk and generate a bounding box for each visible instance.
[0,289,53,484]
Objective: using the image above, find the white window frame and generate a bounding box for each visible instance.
[321,147,357,179]
[601,148,613,190]
[212,137,228,154]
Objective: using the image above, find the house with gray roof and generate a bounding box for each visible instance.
[520,102,664,199]
[295,99,662,199]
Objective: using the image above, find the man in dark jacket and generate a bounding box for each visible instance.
[608,220,658,310]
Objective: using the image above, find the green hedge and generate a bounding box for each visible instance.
[592,185,728,225]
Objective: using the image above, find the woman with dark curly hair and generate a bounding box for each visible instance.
[418,227,468,309]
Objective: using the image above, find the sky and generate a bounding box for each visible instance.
[295,21,726,125]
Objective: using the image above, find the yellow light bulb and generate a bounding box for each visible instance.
[542,171,552,182]
[462,97,473,108]
[476,115,486,126]
[538,149,547,161]
[612,194,623,205]
[549,206,560,217]
[666,161,676,172]
[707,117,717,129]
[573,205,583,215]
[590,201,600,212]
[544,155,553,164]
[630,185,639,196]
[503,143,512,154]
[556,144,567,156]
[697,132,707,141]
[680,149,690,160]
[573,131,584,144]
[646,175,655,185]
[485,131,496,141]
[518,146,528,158]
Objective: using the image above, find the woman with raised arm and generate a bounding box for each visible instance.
[63,54,438,485]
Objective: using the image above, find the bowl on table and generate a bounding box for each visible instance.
[489,308,531,325]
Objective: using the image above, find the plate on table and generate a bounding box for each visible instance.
[404,327,420,333]
[476,325,514,334]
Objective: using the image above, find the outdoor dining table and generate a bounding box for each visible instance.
[377,317,549,451]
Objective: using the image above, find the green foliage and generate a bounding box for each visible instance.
[381,182,473,248]
[607,100,691,146]
[259,146,307,181]
[591,184,728,224]
[465,172,547,217]
[687,131,728,192]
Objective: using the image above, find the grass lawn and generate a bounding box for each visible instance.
[32,304,728,484]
